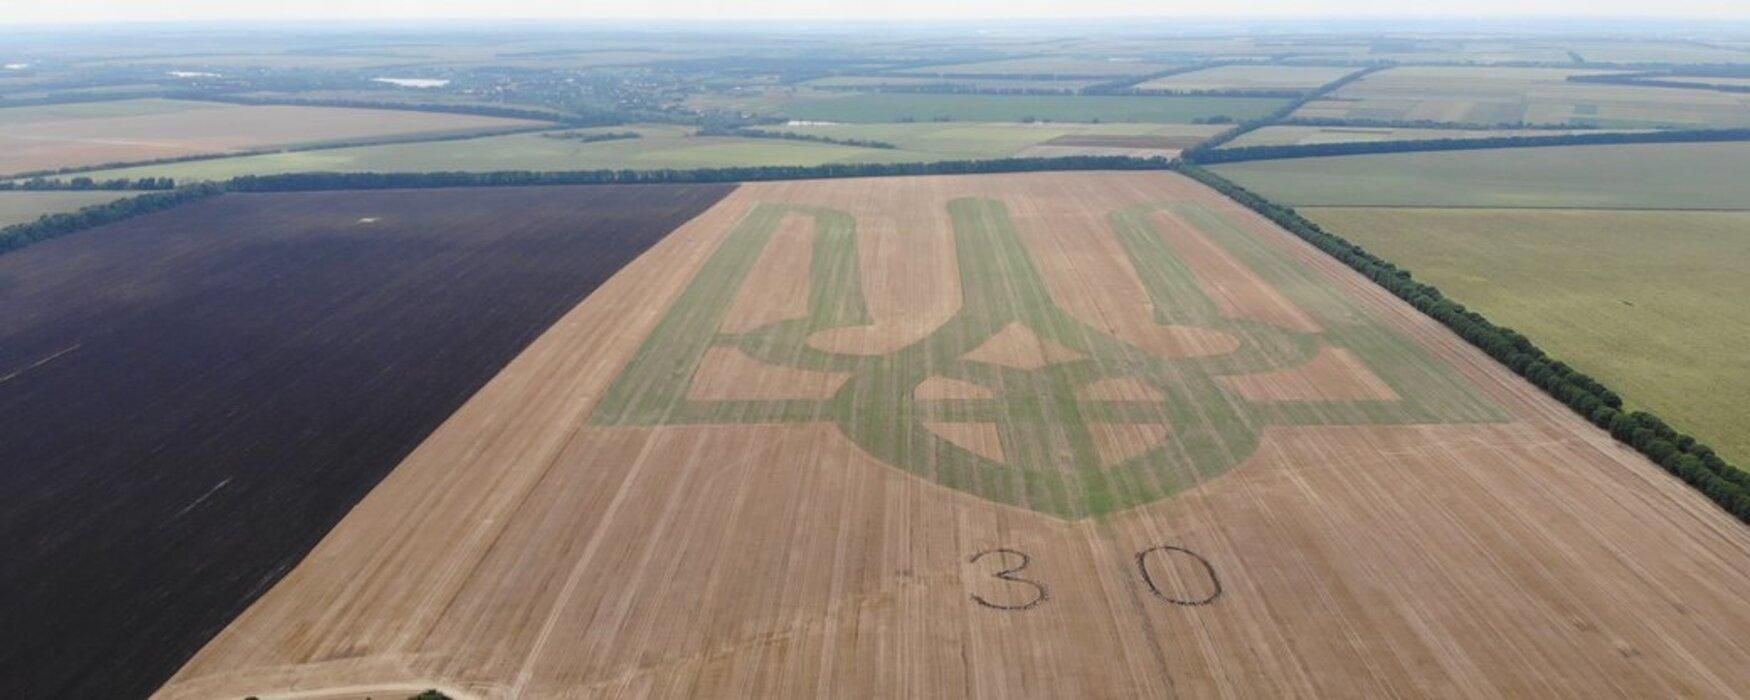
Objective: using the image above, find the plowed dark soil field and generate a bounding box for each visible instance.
[0,184,731,698]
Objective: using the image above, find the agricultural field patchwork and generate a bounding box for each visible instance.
[154,172,1750,699]
[0,97,547,177]
[1296,66,1750,127]
[1301,207,1750,465]
[895,56,1177,77]
[1135,64,1357,92]
[703,90,1290,124]
[1210,141,1750,208]
[76,122,1224,182]
[0,184,733,698]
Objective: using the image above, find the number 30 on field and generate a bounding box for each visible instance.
[966,545,1223,611]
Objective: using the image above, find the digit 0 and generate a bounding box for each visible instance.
[1135,545,1222,606]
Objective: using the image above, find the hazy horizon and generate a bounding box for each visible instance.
[2,0,1749,27]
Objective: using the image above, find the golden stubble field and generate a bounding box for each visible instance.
[0,99,544,177]
[154,172,1750,699]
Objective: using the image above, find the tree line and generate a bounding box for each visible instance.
[0,183,222,256]
[1188,127,1750,164]
[539,131,642,143]
[221,155,1172,192]
[1,177,176,191]
[1173,161,1750,524]
[694,126,897,149]
[1567,70,1750,95]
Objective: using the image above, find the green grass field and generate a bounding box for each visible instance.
[1295,66,1750,128]
[1210,142,1750,209]
[74,122,1218,182]
[1302,207,1750,464]
[761,92,1289,124]
[0,191,131,227]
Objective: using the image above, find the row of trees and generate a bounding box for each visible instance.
[695,126,897,149]
[1189,127,1750,164]
[1567,71,1750,95]
[1173,162,1750,524]
[222,155,1173,192]
[539,131,642,143]
[1,177,175,191]
[0,183,222,255]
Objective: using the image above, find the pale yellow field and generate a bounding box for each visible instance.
[155,172,1750,699]
[0,98,546,176]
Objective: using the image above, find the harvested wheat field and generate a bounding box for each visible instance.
[0,98,546,177]
[155,171,1750,699]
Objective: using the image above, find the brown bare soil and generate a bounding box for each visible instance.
[0,101,544,176]
[155,172,1750,699]
[1220,347,1399,402]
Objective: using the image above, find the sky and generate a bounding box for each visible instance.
[1,0,1746,25]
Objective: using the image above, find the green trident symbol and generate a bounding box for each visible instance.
[593,196,1499,518]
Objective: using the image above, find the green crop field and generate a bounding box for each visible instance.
[1294,65,1750,128]
[1210,142,1750,209]
[1136,64,1356,91]
[0,191,132,227]
[759,92,1289,123]
[1301,207,1750,464]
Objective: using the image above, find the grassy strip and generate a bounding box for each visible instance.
[0,183,224,256]
[1174,161,1750,524]
[221,155,1174,192]
[1191,127,1750,164]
